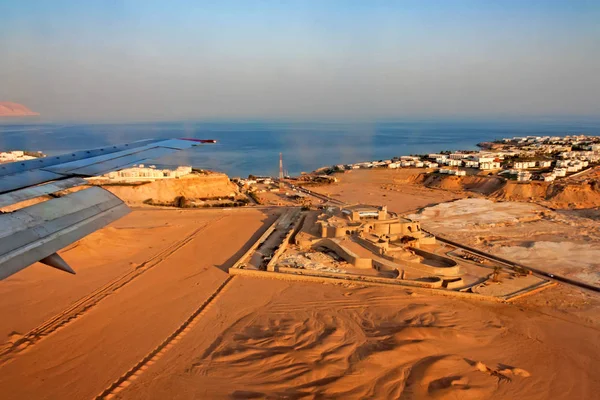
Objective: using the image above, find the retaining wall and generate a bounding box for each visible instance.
[267,213,301,271]
[318,238,372,269]
[229,268,505,303]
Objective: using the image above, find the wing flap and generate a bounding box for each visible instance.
[0,138,215,279]
[0,170,67,195]
[0,140,153,177]
[0,177,87,208]
[0,187,130,280]
[41,139,202,176]
[47,147,182,176]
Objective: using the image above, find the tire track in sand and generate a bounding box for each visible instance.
[0,217,224,364]
[95,276,235,400]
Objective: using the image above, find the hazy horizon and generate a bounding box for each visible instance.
[2,1,600,122]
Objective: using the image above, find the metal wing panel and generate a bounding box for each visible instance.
[40,139,201,176]
[0,138,214,279]
[0,198,124,254]
[0,177,87,208]
[0,187,130,279]
[0,170,67,195]
[0,205,129,280]
[0,141,154,177]
[53,147,183,176]
[39,142,163,174]
[0,186,122,239]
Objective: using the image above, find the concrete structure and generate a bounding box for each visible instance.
[316,204,436,248]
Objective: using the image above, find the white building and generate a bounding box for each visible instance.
[400,156,420,161]
[474,156,495,163]
[449,153,469,160]
[428,154,445,159]
[542,173,556,182]
[104,164,192,181]
[463,160,479,168]
[537,160,552,168]
[553,168,567,177]
[514,161,536,169]
[480,160,501,170]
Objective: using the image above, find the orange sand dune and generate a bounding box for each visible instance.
[0,208,278,400]
[116,279,599,399]
[0,208,598,400]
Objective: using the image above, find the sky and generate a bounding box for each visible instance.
[1,0,599,122]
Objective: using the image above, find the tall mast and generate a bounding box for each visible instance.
[279,152,284,192]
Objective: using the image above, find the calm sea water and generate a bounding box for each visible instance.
[1,120,600,177]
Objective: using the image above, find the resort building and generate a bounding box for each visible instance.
[103,164,192,181]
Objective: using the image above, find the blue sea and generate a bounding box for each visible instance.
[1,119,600,177]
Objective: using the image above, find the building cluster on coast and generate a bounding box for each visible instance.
[98,164,193,182]
[321,134,600,183]
[0,150,43,164]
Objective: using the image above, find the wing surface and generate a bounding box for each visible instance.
[0,138,215,279]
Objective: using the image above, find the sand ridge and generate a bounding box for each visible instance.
[114,279,599,399]
[0,208,279,400]
[1,207,598,399]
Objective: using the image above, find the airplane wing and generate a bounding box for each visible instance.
[0,138,216,280]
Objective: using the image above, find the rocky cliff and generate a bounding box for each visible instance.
[411,172,600,209]
[97,173,240,205]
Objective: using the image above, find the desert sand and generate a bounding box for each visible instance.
[112,278,599,399]
[0,208,279,399]
[311,167,600,211]
[308,169,466,214]
[0,187,599,399]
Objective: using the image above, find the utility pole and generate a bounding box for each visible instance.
[279,152,284,192]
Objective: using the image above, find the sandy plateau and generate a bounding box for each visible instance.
[408,198,600,286]
[112,279,598,400]
[1,170,599,399]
